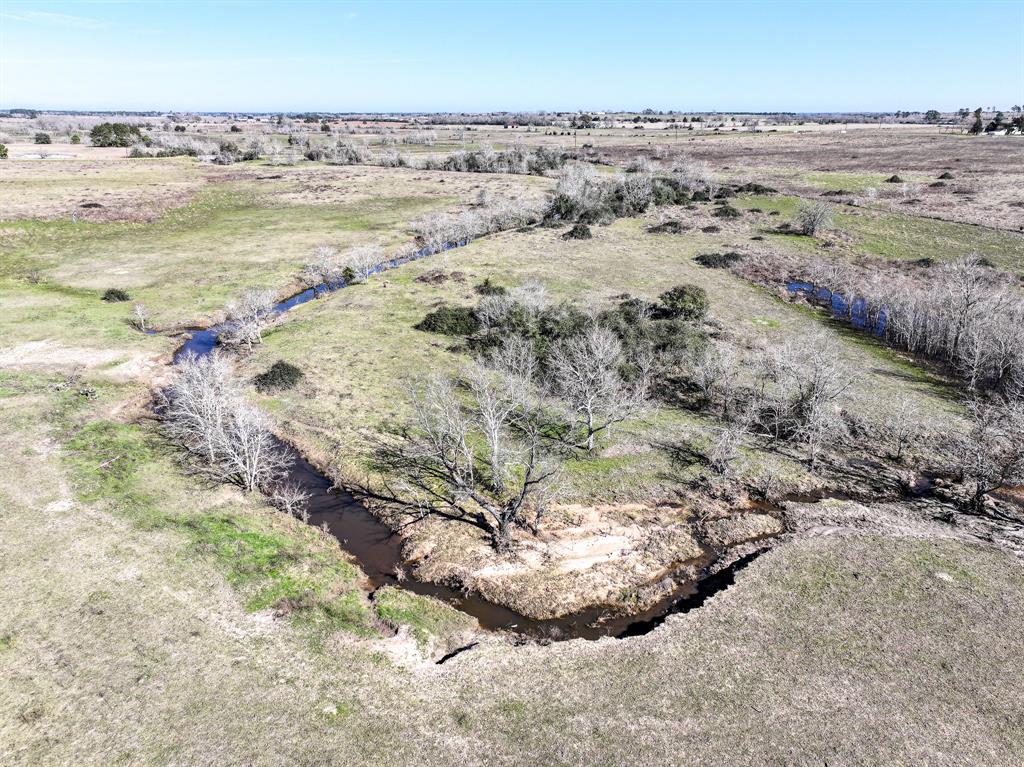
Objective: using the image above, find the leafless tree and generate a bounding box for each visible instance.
[362,371,559,551]
[886,396,922,462]
[269,480,312,522]
[131,302,150,332]
[301,245,343,290]
[222,288,277,349]
[954,399,1024,513]
[671,156,717,195]
[163,352,291,492]
[547,326,650,452]
[690,343,741,418]
[708,419,748,476]
[341,244,385,283]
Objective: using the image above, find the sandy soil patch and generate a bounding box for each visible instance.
[0,339,164,383]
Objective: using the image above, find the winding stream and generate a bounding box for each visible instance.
[170,239,771,641]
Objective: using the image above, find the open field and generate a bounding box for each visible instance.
[1,116,1023,765]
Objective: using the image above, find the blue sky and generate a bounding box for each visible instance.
[1,1,1021,112]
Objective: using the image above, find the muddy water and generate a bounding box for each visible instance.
[171,240,772,640]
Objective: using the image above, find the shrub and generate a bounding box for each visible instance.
[102,288,131,302]
[230,125,242,133]
[795,201,834,236]
[736,182,777,194]
[695,252,743,268]
[929,181,946,188]
[0,144,7,159]
[89,122,148,147]
[70,134,81,144]
[713,205,741,219]
[647,220,688,234]
[475,277,507,296]
[34,132,51,144]
[174,125,187,132]
[885,175,903,183]
[658,285,709,320]
[563,223,593,240]
[254,360,304,392]
[415,305,480,336]
[938,171,955,180]
[701,225,721,233]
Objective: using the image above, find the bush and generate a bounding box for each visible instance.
[89,122,148,147]
[795,201,834,236]
[34,132,51,144]
[563,223,593,240]
[885,175,903,183]
[938,171,955,180]
[70,134,81,144]
[647,220,688,234]
[736,182,777,194]
[695,252,743,268]
[415,305,480,336]
[658,285,709,320]
[254,360,304,392]
[701,225,721,233]
[475,277,507,296]
[0,144,7,160]
[102,288,131,302]
[174,125,187,132]
[230,125,242,133]
[713,205,741,219]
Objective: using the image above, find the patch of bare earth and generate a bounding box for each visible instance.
[402,502,776,620]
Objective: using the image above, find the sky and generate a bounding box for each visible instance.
[0,0,1021,113]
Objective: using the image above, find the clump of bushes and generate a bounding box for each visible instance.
[695,252,743,269]
[254,360,304,392]
[647,220,688,234]
[102,288,131,302]
[736,182,777,194]
[34,132,51,145]
[658,285,709,320]
[89,122,148,148]
[415,305,480,335]
[70,134,81,145]
[701,225,721,233]
[713,205,741,219]
[475,277,506,296]
[563,223,593,240]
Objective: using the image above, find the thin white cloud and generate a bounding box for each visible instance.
[1,10,105,29]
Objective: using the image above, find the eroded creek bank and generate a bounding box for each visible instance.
[166,241,784,641]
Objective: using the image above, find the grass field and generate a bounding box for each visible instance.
[1,136,1022,765]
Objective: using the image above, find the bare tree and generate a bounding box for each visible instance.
[222,288,277,349]
[301,245,343,290]
[548,326,650,452]
[363,371,559,551]
[269,480,312,521]
[955,399,1024,513]
[887,396,922,462]
[341,244,385,284]
[131,302,150,332]
[708,419,748,476]
[163,352,291,492]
